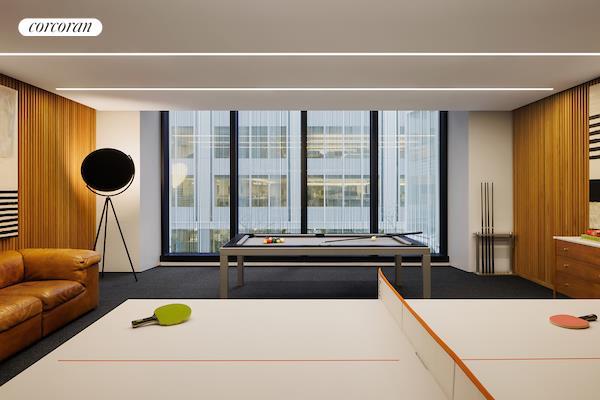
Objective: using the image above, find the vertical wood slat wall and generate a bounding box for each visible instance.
[513,78,599,286]
[0,74,96,252]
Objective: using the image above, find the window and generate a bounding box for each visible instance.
[215,176,230,207]
[168,111,230,253]
[175,175,194,207]
[379,111,440,252]
[251,127,268,158]
[307,111,370,233]
[238,111,301,234]
[307,175,324,207]
[325,175,342,207]
[343,175,368,207]
[214,126,230,159]
[173,126,194,159]
[164,110,445,256]
[170,229,197,253]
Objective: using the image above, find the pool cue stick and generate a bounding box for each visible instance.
[480,182,485,273]
[486,182,491,274]
[322,232,423,244]
[483,182,488,274]
[491,182,495,274]
[483,182,487,273]
[484,182,488,274]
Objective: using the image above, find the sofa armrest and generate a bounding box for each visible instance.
[19,249,101,286]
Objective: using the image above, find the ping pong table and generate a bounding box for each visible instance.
[1,270,598,399]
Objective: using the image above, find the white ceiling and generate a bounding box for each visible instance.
[1,0,600,110]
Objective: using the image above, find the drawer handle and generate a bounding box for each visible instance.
[564,283,570,287]
[562,247,569,252]
[563,264,569,269]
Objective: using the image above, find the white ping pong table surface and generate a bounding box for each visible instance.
[1,269,599,400]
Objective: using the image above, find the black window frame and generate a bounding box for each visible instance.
[161,110,448,262]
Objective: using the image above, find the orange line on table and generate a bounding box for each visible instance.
[464,357,600,361]
[58,358,401,363]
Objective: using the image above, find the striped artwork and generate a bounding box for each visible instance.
[590,84,600,161]
[0,190,18,238]
[590,84,600,228]
[590,112,600,160]
[0,84,18,239]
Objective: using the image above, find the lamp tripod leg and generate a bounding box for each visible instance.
[93,198,108,250]
[108,197,138,282]
[101,198,109,278]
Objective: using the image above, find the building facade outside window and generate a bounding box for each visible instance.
[238,111,301,234]
[169,111,230,253]
[379,111,440,252]
[307,111,370,233]
[166,110,442,254]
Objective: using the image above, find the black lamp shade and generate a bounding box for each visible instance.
[81,148,135,193]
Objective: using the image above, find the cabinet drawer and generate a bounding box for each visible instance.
[556,240,600,265]
[556,256,600,284]
[554,271,600,298]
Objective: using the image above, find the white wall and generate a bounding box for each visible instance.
[139,112,162,270]
[468,112,513,273]
[447,111,513,273]
[95,111,161,273]
[447,112,470,270]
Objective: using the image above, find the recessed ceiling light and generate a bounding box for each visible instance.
[55,87,554,92]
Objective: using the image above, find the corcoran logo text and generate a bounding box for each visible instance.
[18,18,102,37]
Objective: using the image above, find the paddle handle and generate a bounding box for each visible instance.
[131,315,157,328]
[579,314,598,322]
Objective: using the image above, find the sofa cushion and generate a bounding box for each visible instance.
[0,281,85,311]
[0,295,42,332]
[0,251,24,289]
[19,249,101,285]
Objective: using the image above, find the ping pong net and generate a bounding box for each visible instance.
[377,269,493,400]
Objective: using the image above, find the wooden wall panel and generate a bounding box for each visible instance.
[513,79,598,286]
[0,74,96,251]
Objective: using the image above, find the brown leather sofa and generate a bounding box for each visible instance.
[0,249,100,361]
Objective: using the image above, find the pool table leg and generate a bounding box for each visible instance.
[237,256,244,286]
[394,255,402,286]
[422,253,431,299]
[220,254,228,299]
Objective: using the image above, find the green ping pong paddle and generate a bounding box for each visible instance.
[131,304,192,328]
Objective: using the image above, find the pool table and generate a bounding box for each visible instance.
[219,233,431,298]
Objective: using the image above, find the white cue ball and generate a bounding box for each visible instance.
[371,236,377,241]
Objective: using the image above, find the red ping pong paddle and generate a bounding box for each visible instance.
[549,314,597,329]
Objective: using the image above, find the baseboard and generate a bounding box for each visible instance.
[159,261,453,267]
[515,272,554,290]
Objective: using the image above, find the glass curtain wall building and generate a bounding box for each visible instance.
[379,111,440,252]
[238,111,301,234]
[167,110,442,254]
[169,111,230,253]
[307,111,370,233]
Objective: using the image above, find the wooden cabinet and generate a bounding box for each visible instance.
[554,238,600,298]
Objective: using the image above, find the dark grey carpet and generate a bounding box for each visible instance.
[0,265,557,386]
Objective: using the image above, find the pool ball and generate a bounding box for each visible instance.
[280,238,285,243]
[371,236,377,241]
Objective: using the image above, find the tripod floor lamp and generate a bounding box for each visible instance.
[81,148,138,281]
